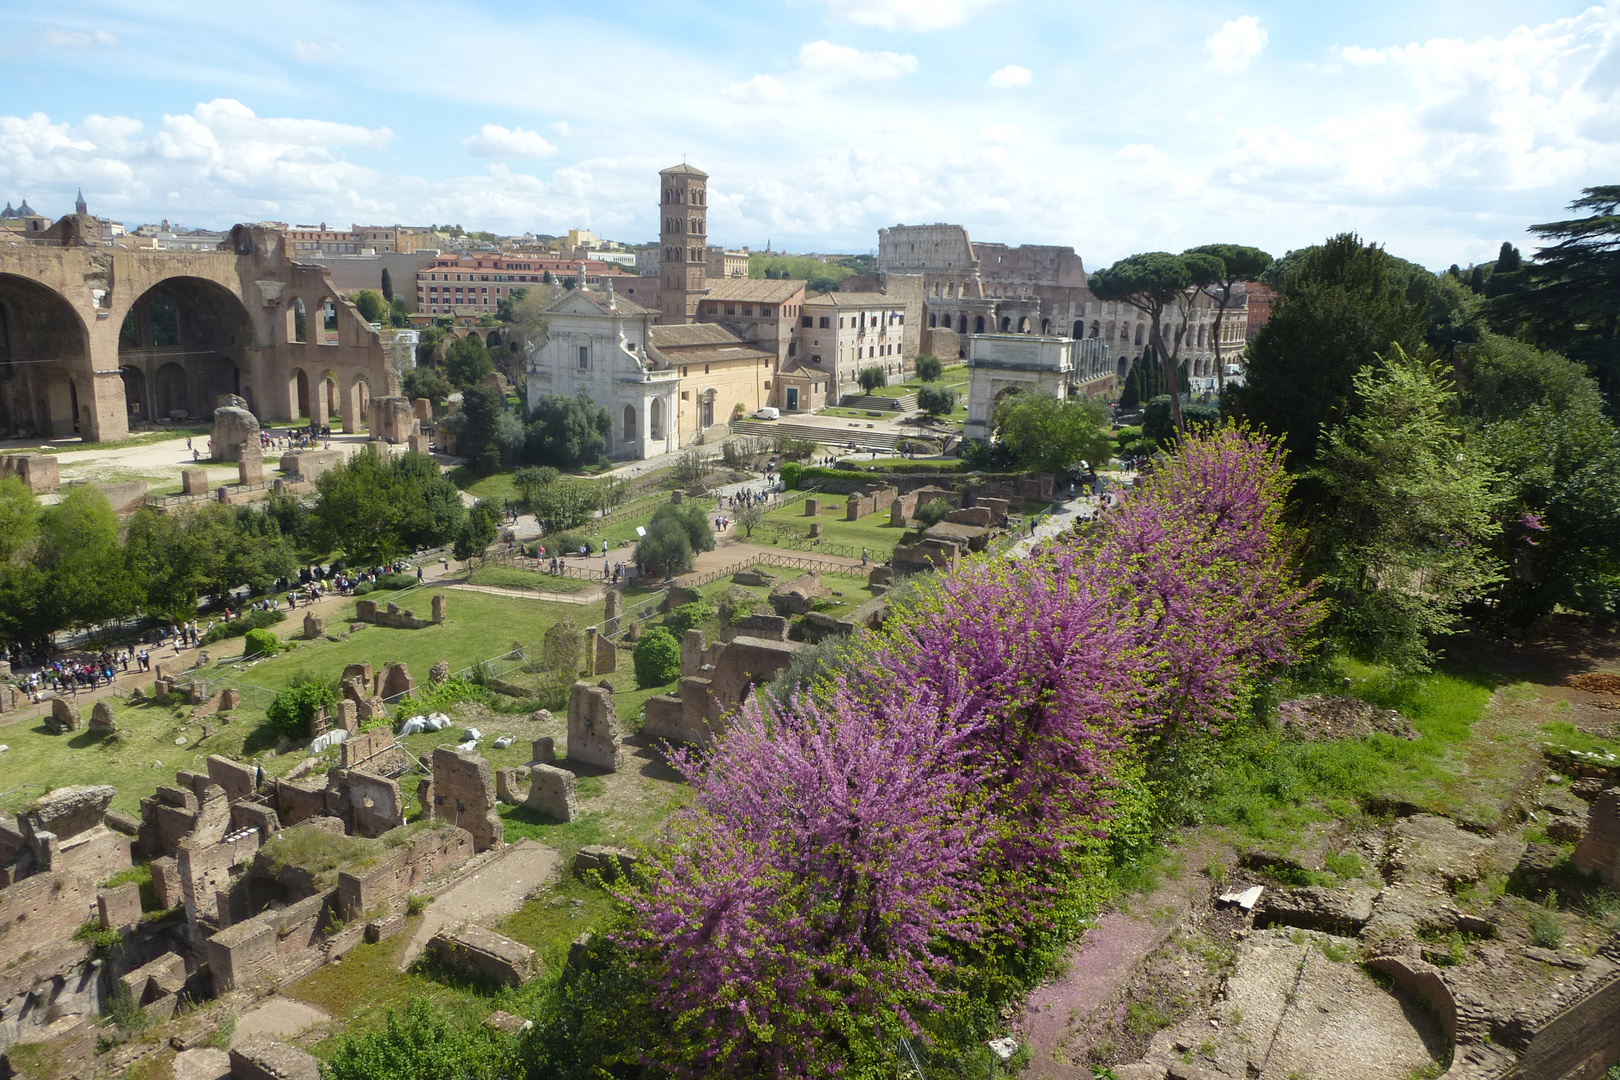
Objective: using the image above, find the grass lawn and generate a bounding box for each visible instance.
[755,498,912,558]
[820,404,902,419]
[1192,659,1501,848]
[531,498,719,557]
[448,467,519,504]
[0,590,613,817]
[894,363,969,394]
[466,565,593,593]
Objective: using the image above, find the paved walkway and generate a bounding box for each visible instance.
[399,838,562,969]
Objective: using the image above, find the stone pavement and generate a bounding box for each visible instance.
[399,838,562,969]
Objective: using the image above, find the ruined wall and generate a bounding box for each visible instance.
[425,748,502,852]
[334,825,475,920]
[0,873,95,968]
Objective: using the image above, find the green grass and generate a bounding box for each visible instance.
[1538,720,1620,758]
[1191,661,1497,845]
[755,499,911,558]
[0,591,598,816]
[466,566,593,593]
[449,467,519,503]
[893,364,969,394]
[820,405,902,419]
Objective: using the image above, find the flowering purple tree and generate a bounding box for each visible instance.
[620,427,1322,1077]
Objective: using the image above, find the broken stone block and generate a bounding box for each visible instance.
[47,696,81,734]
[531,736,556,764]
[432,594,447,623]
[523,764,578,822]
[428,925,537,987]
[1254,885,1377,936]
[98,881,142,931]
[89,700,116,731]
[573,844,638,879]
[229,1034,322,1080]
[495,766,530,804]
[1571,786,1619,891]
[429,660,451,684]
[379,662,414,700]
[219,687,240,710]
[428,747,502,852]
[303,612,323,639]
[566,681,624,772]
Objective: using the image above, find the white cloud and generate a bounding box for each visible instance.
[722,74,793,105]
[1224,7,1620,200]
[461,123,558,159]
[981,124,1021,142]
[1207,16,1268,73]
[988,64,1031,88]
[798,40,918,80]
[42,28,117,48]
[549,121,572,137]
[807,0,1000,31]
[292,39,345,64]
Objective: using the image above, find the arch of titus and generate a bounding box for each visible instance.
[0,217,397,442]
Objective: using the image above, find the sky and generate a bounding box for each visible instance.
[2,0,1617,271]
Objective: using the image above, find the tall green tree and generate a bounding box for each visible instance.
[380,267,393,302]
[308,450,467,563]
[991,392,1112,473]
[1309,347,1503,670]
[1490,186,1620,402]
[1185,243,1273,396]
[1459,334,1620,624]
[443,334,495,390]
[1230,233,1428,465]
[0,476,47,648]
[524,391,610,468]
[454,499,502,562]
[39,485,138,631]
[1087,250,1223,431]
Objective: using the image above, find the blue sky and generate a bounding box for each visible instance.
[2,0,1616,270]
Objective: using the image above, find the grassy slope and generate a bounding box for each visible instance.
[755,498,911,558]
[0,590,596,816]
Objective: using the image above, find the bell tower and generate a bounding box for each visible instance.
[658,163,708,324]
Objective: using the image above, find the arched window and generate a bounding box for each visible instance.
[1134,324,1144,346]
[623,404,636,442]
[974,315,985,334]
[1000,316,1011,332]
[1072,319,1083,338]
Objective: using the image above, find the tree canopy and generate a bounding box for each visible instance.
[991,391,1111,473]
[1229,233,1428,465]
[524,391,610,469]
[1087,250,1223,431]
[1185,243,1273,395]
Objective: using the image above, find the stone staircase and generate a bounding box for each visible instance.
[838,392,918,412]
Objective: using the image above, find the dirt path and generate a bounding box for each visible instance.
[398,838,563,969]
[1019,837,1224,1078]
[229,997,330,1047]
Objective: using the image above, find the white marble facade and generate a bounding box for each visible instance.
[524,284,680,460]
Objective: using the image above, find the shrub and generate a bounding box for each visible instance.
[915,498,954,526]
[543,530,590,557]
[242,628,280,658]
[668,601,714,634]
[266,675,338,740]
[917,384,957,416]
[199,607,286,646]
[323,998,517,1080]
[394,676,490,718]
[633,627,682,688]
[779,462,803,488]
[635,523,693,578]
[915,355,943,382]
[377,572,416,590]
[1530,907,1564,949]
[354,581,376,596]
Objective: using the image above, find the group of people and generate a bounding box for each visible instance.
[21,648,152,700]
[259,424,331,453]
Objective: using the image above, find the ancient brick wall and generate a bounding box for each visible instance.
[335,825,474,919]
[426,749,502,852]
[0,873,94,968]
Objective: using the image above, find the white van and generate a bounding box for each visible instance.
[754,407,780,420]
